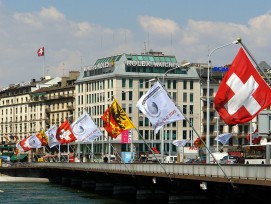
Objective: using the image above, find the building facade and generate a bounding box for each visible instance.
[75,50,201,159]
[0,71,79,148]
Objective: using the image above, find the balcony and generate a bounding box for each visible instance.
[44,94,75,101]
[67,105,74,110]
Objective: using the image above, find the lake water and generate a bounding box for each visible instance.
[0,182,128,204]
[0,181,266,204]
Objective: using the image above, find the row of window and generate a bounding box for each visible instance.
[125,66,187,74]
[126,55,177,63]
[77,79,114,93]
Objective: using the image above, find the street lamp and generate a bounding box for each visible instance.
[163,62,191,84]
[206,39,239,163]
[161,62,190,161]
[214,114,219,152]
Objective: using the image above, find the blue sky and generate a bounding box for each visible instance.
[1,0,271,86]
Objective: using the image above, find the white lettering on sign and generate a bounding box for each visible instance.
[189,147,198,150]
[83,61,113,71]
[126,61,180,68]
[20,81,31,87]
[225,73,261,115]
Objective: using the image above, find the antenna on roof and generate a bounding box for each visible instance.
[62,63,65,77]
[144,42,147,54]
[171,33,172,54]
[148,32,150,52]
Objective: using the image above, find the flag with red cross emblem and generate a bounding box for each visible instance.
[215,47,271,125]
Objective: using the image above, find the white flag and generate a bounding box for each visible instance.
[214,133,232,145]
[46,124,60,148]
[26,134,42,149]
[136,81,185,134]
[16,142,26,153]
[172,139,188,147]
[72,111,103,143]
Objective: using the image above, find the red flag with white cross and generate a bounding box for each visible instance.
[56,120,76,144]
[37,47,44,56]
[214,47,271,125]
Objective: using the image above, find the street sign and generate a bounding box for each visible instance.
[258,110,271,135]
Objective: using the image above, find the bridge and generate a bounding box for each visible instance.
[1,162,271,203]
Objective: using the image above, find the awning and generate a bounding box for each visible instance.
[2,152,14,157]
[0,145,15,149]
[10,154,28,161]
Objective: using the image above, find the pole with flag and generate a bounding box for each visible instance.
[37,47,45,78]
[214,46,271,125]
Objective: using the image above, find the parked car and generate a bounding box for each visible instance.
[164,156,177,163]
[185,158,202,164]
[219,155,239,164]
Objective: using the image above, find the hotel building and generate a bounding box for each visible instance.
[75,50,201,159]
[0,71,79,148]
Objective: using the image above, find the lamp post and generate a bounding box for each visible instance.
[206,39,239,163]
[163,62,191,84]
[214,114,219,152]
[162,62,190,162]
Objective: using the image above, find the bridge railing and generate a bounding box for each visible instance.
[26,162,271,181]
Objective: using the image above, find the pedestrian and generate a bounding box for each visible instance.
[236,153,245,164]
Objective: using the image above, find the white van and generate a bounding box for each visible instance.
[210,152,228,163]
[165,156,177,163]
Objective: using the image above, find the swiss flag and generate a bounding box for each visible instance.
[18,136,32,152]
[37,47,44,56]
[56,120,76,144]
[215,48,271,125]
[151,147,160,154]
[246,128,262,144]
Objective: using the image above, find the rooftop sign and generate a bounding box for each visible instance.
[126,61,180,68]
[83,61,114,71]
[212,67,229,72]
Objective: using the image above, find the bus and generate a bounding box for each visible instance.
[243,144,271,164]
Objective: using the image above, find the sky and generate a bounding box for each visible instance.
[1,0,271,87]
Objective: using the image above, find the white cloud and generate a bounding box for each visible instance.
[1,5,271,88]
[247,12,271,46]
[14,12,42,27]
[39,6,65,21]
[74,22,93,37]
[138,15,180,35]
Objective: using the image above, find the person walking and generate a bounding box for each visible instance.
[236,153,245,164]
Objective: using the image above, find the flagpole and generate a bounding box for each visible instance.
[108,137,111,163]
[58,144,61,162]
[105,78,156,161]
[250,121,252,145]
[130,130,133,163]
[157,80,234,187]
[91,141,94,162]
[215,113,219,152]
[134,128,171,178]
[162,62,191,163]
[238,38,271,85]
[238,38,268,145]
[67,143,70,163]
[43,54,45,78]
[161,130,164,163]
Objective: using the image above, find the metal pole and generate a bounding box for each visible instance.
[67,144,69,163]
[162,62,191,163]
[91,141,94,162]
[216,114,219,152]
[206,39,239,163]
[238,38,271,85]
[130,130,133,163]
[161,129,164,163]
[252,120,254,146]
